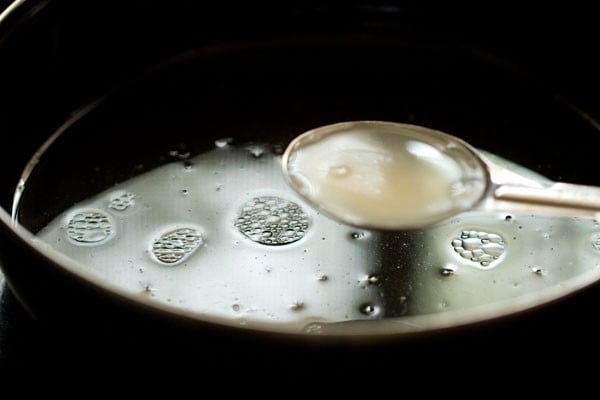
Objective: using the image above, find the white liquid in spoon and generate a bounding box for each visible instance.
[283,121,487,229]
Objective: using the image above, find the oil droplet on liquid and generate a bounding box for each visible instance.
[67,210,112,243]
[151,227,203,265]
[235,196,310,245]
[108,192,135,211]
[451,230,505,267]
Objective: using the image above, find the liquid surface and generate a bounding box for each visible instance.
[6,30,600,336]
[25,139,600,332]
[283,122,487,229]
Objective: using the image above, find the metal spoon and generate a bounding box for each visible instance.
[281,121,600,230]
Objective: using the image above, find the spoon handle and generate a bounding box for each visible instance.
[493,182,600,218]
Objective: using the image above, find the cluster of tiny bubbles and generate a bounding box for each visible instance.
[440,264,458,276]
[151,227,203,264]
[451,230,505,267]
[214,137,233,148]
[67,210,112,243]
[235,196,310,245]
[108,192,135,211]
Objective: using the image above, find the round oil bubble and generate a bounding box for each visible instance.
[451,230,505,267]
[235,196,310,245]
[67,210,112,244]
[151,227,204,265]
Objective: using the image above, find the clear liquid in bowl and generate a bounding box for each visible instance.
[16,133,600,333]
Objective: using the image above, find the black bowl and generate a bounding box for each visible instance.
[1,0,600,374]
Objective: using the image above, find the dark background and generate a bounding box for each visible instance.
[1,0,600,383]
